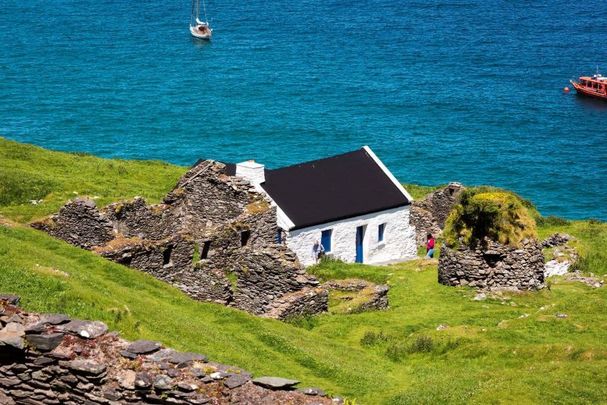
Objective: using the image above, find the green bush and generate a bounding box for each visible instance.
[407,335,434,353]
[385,342,408,362]
[443,188,537,248]
[360,331,389,347]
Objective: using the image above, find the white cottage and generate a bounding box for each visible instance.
[231,146,417,266]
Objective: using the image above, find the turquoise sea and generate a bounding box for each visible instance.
[1,0,606,219]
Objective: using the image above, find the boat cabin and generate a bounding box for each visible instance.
[571,73,607,100]
[578,76,607,94]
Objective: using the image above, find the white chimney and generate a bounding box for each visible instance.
[235,160,265,188]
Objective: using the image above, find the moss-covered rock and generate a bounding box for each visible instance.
[443,188,537,248]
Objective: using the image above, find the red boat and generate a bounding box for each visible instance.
[570,73,607,101]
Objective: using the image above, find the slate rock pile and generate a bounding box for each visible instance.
[0,297,333,404]
[541,233,573,248]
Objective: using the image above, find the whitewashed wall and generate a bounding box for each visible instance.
[285,205,417,267]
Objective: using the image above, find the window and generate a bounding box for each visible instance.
[240,230,251,247]
[378,223,386,242]
[321,229,332,252]
[162,245,173,266]
[201,241,211,259]
[275,229,283,244]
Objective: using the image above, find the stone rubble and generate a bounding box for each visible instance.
[0,298,332,405]
[32,161,328,319]
[542,233,578,278]
[541,233,573,248]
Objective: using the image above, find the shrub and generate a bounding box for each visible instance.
[360,331,389,347]
[286,315,319,330]
[407,335,434,354]
[385,342,408,361]
[443,188,537,248]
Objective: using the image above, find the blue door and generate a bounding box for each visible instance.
[355,226,365,263]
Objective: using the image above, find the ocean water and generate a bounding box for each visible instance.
[1,0,606,219]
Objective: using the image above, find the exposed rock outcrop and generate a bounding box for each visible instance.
[438,238,545,291]
[410,183,464,246]
[0,298,332,404]
[31,161,328,319]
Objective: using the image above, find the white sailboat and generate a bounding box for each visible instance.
[190,0,212,40]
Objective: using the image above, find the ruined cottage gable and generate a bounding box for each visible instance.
[163,160,256,229]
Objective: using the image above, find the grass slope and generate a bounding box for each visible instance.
[0,137,185,222]
[0,224,390,399]
[1,138,606,403]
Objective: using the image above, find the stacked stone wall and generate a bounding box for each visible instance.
[409,183,464,246]
[32,199,114,249]
[103,198,177,240]
[0,298,332,404]
[194,246,326,318]
[438,239,545,290]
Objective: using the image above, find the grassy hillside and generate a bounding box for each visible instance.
[1,138,606,403]
[0,137,185,222]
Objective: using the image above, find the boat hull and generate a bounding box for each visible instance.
[570,80,607,101]
[190,25,212,40]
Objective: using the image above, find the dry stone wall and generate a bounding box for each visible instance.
[32,199,115,249]
[409,183,464,246]
[438,239,545,290]
[31,161,328,319]
[0,297,333,405]
[193,246,328,318]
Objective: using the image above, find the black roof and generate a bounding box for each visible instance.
[222,163,236,176]
[261,148,410,230]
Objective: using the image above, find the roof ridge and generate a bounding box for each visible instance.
[265,148,366,172]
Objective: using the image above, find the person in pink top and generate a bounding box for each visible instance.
[426,233,435,258]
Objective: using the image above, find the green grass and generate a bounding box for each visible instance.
[0,137,185,222]
[1,138,606,403]
[402,183,443,200]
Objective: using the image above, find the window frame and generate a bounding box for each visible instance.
[378,223,386,243]
[321,229,333,252]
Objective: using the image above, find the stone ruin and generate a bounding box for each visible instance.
[410,182,464,246]
[32,161,327,320]
[322,280,389,314]
[438,238,545,291]
[0,295,334,405]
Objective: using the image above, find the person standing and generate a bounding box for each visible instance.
[312,240,325,263]
[426,233,435,258]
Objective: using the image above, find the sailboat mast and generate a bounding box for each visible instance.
[191,0,196,26]
[202,0,209,23]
